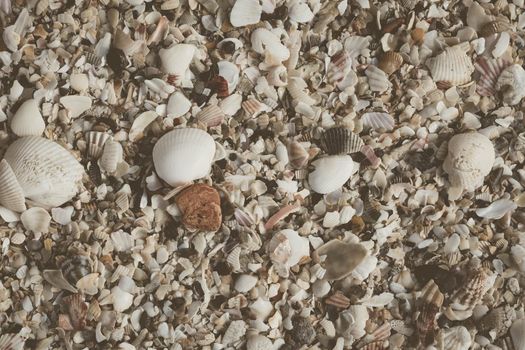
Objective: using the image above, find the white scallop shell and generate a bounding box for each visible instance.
[361,112,395,131]
[0,159,26,212]
[85,131,110,159]
[21,207,51,233]
[218,60,240,93]
[343,36,371,64]
[230,0,262,27]
[496,64,525,105]
[4,137,84,208]
[10,99,45,137]
[219,93,243,116]
[0,334,25,350]
[308,155,354,194]
[426,46,474,85]
[111,230,134,252]
[167,92,192,119]
[153,128,216,187]
[438,326,472,350]
[365,65,392,93]
[100,140,123,174]
[60,95,92,119]
[159,44,195,77]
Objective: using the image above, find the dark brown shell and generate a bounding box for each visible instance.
[61,255,93,285]
[416,280,444,345]
[378,51,403,75]
[321,127,364,155]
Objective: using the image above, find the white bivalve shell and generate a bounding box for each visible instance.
[3,136,84,208]
[437,326,472,350]
[496,64,525,105]
[443,132,495,200]
[308,155,354,194]
[10,99,45,137]
[153,128,216,187]
[426,45,474,85]
[159,44,195,78]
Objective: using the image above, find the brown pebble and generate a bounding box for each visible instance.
[176,184,222,232]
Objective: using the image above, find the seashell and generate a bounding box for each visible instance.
[511,319,525,350]
[251,28,290,66]
[496,64,525,105]
[443,132,495,200]
[316,240,367,280]
[365,65,392,93]
[167,92,192,119]
[63,294,88,330]
[3,137,84,208]
[359,341,387,350]
[478,307,513,337]
[70,73,89,92]
[111,231,134,252]
[87,299,102,321]
[325,291,350,308]
[417,279,444,345]
[175,183,222,232]
[308,155,354,194]
[288,1,314,23]
[327,51,352,84]
[153,128,215,187]
[218,60,239,94]
[226,246,242,271]
[444,269,492,321]
[475,57,511,96]
[21,207,51,233]
[60,95,92,119]
[62,255,92,285]
[378,51,403,75]
[0,159,26,212]
[321,127,364,154]
[219,93,242,116]
[75,273,99,295]
[426,46,474,86]
[196,105,225,127]
[267,229,309,277]
[100,140,123,174]
[85,131,110,159]
[242,99,267,117]
[43,269,78,293]
[129,111,157,142]
[267,65,288,87]
[10,99,45,137]
[230,0,261,27]
[437,326,472,350]
[222,320,247,345]
[246,334,273,350]
[112,285,133,312]
[0,334,24,350]
[476,198,517,219]
[159,44,195,78]
[336,305,369,340]
[287,141,309,169]
[480,20,512,37]
[234,274,258,293]
[287,75,316,105]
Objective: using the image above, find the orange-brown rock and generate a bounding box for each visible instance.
[176,184,222,231]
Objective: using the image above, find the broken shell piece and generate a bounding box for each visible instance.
[153,128,215,187]
[70,73,89,92]
[60,95,92,119]
[417,280,444,345]
[0,159,26,212]
[426,46,474,86]
[43,269,78,293]
[100,140,123,174]
[21,207,51,233]
[288,0,314,23]
[321,127,364,155]
[234,274,258,293]
[476,198,517,219]
[112,285,134,312]
[308,155,354,194]
[129,111,157,142]
[327,51,352,84]
[246,334,273,350]
[10,99,45,137]
[218,61,239,94]
[511,319,525,350]
[496,64,525,105]
[437,326,471,350]
[175,184,222,232]
[288,141,309,169]
[316,240,367,280]
[197,105,225,127]
[474,57,511,96]
[268,229,309,277]
[230,0,262,27]
[365,65,392,93]
[443,132,495,200]
[85,131,110,160]
[159,44,195,78]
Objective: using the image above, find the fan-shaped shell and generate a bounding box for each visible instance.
[0,159,26,212]
[362,112,395,131]
[100,140,123,174]
[10,99,45,137]
[230,0,261,27]
[60,95,92,119]
[308,155,354,194]
[365,65,392,93]
[426,46,474,86]
[378,51,403,75]
[321,127,363,154]
[4,137,84,208]
[288,141,309,169]
[316,240,367,280]
[327,51,352,83]
[159,44,195,78]
[197,105,225,127]
[21,207,51,233]
[496,64,525,105]
[474,57,511,96]
[438,326,471,350]
[0,334,24,350]
[167,92,192,118]
[153,128,216,187]
[85,131,110,159]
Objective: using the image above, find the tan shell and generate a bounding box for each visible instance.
[315,240,367,280]
[378,51,403,75]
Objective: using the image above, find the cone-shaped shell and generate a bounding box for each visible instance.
[153,128,216,187]
[308,155,354,194]
[10,99,45,137]
[426,46,474,86]
[321,127,364,155]
[316,240,367,280]
[3,136,85,208]
[0,159,26,212]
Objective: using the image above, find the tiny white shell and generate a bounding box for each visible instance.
[219,93,243,116]
[10,99,45,137]
[308,155,354,194]
[111,231,134,252]
[21,207,51,233]
[60,95,92,119]
[230,0,262,27]
[112,286,134,312]
[475,199,517,219]
[234,274,258,293]
[159,44,196,77]
[0,159,26,212]
[153,128,216,187]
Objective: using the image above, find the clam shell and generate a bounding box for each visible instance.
[60,95,92,119]
[0,334,24,350]
[230,0,261,27]
[197,105,225,127]
[21,207,51,233]
[4,137,84,208]
[153,128,215,187]
[85,131,110,159]
[426,46,474,86]
[378,51,403,75]
[0,159,26,212]
[159,44,195,78]
[287,141,309,169]
[365,65,392,93]
[438,326,472,350]
[10,99,45,137]
[219,93,242,116]
[111,231,134,252]
[288,1,314,23]
[308,155,354,194]
[474,57,511,96]
[167,92,192,118]
[362,112,395,131]
[496,64,525,105]
[100,140,123,174]
[316,240,367,280]
[321,127,364,154]
[64,294,88,330]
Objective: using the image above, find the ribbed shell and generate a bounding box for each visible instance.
[85,131,110,159]
[99,140,123,174]
[4,137,84,208]
[361,112,395,131]
[321,127,364,155]
[0,334,24,350]
[197,105,225,127]
[426,46,474,86]
[327,51,352,83]
[0,159,26,212]
[475,57,511,96]
[365,65,392,93]
[153,128,216,186]
[62,255,93,285]
[438,326,472,350]
[10,99,46,137]
[378,51,403,75]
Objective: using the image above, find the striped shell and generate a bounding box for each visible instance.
[417,280,444,345]
[479,20,512,37]
[197,104,225,127]
[426,46,474,86]
[287,141,309,169]
[378,51,403,75]
[321,127,364,154]
[0,159,26,212]
[444,269,491,321]
[85,131,110,159]
[474,57,511,96]
[365,65,392,93]
[0,334,24,350]
[327,51,352,83]
[62,255,93,285]
[437,326,472,350]
[361,112,395,131]
[242,99,266,117]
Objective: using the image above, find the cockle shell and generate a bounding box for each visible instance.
[230,0,261,27]
[196,105,225,127]
[0,334,24,350]
[443,132,495,200]
[0,159,26,212]
[315,240,367,280]
[365,65,392,93]
[21,207,51,233]
[475,57,511,96]
[85,131,110,159]
[167,92,192,118]
[308,155,354,194]
[4,137,84,208]
[437,326,472,350]
[361,112,395,131]
[153,128,215,187]
[10,99,45,137]
[327,51,352,84]
[496,64,525,105]
[444,269,492,321]
[426,46,474,86]
[378,51,403,75]
[321,127,363,154]
[159,44,195,78]
[268,229,309,277]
